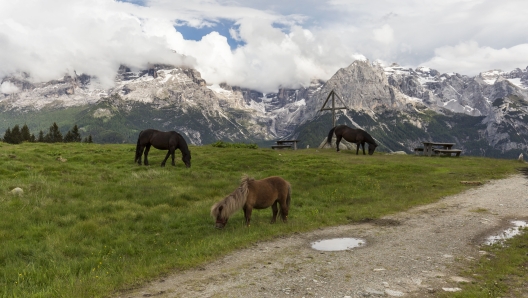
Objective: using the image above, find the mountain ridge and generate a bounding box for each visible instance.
[1,60,527,158]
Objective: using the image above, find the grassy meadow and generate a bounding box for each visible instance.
[0,142,523,297]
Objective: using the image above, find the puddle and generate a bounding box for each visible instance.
[484,220,528,245]
[311,238,365,251]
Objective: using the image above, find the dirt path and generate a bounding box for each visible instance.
[118,175,528,298]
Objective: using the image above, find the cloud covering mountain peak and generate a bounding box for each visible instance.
[1,0,528,93]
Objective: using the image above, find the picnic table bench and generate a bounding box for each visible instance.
[414,142,462,157]
[433,148,462,156]
[271,140,299,150]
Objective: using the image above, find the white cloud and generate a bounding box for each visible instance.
[373,24,394,44]
[1,82,19,94]
[1,0,528,92]
[423,41,528,75]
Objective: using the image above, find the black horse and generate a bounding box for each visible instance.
[327,125,378,155]
[135,129,191,167]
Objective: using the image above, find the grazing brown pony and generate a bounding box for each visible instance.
[327,125,378,155]
[210,176,291,229]
[135,129,191,167]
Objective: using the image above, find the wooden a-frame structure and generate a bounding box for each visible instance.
[320,89,349,127]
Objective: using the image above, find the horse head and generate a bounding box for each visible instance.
[182,152,191,168]
[368,143,378,155]
[213,204,229,229]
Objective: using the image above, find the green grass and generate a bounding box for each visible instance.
[441,229,528,298]
[0,142,522,297]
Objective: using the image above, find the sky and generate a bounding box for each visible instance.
[1,0,528,93]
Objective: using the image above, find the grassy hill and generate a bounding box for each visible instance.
[0,142,523,297]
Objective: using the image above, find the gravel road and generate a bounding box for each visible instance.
[118,175,528,298]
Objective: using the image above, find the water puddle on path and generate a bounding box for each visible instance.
[311,238,366,251]
[484,220,528,245]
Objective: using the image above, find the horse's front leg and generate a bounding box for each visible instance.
[356,142,360,155]
[271,202,278,223]
[362,142,366,155]
[161,150,171,167]
[243,205,253,227]
[144,145,151,166]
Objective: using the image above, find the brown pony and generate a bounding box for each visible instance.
[327,125,378,155]
[210,176,291,229]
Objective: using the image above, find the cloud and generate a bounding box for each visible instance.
[1,0,528,93]
[423,41,528,75]
[373,24,394,44]
[0,0,193,88]
[1,82,19,94]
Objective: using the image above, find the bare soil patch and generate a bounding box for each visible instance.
[117,175,528,298]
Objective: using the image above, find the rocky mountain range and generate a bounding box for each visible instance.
[1,59,527,158]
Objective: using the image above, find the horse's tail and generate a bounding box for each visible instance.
[134,130,142,163]
[327,126,336,145]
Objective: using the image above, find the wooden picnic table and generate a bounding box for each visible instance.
[422,141,457,156]
[272,140,299,150]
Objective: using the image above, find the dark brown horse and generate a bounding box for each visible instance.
[135,129,191,167]
[327,125,378,155]
[210,176,291,229]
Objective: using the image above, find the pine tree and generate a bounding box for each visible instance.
[3,127,12,143]
[71,124,81,142]
[84,134,93,143]
[64,131,74,142]
[21,124,31,142]
[46,122,63,143]
[37,130,45,142]
[10,125,23,144]
[29,133,36,142]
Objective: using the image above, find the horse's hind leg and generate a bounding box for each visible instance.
[136,145,145,165]
[170,149,176,166]
[144,145,151,166]
[271,202,279,223]
[279,200,289,222]
[335,135,343,152]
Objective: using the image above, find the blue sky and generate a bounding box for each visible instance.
[1,0,528,92]
[175,20,245,49]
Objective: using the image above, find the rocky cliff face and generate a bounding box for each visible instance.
[1,61,527,157]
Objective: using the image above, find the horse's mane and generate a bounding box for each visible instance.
[361,130,377,145]
[175,133,191,156]
[210,175,253,219]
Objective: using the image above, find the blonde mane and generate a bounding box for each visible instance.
[210,175,253,219]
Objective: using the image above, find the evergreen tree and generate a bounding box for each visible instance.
[10,125,23,144]
[45,122,63,143]
[29,133,36,142]
[21,124,31,142]
[3,127,12,143]
[83,134,93,143]
[64,124,82,143]
[71,124,81,142]
[37,130,45,142]
[64,131,73,142]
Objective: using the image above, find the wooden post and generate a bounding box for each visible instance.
[320,90,349,128]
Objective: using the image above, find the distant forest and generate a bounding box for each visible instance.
[2,122,93,144]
